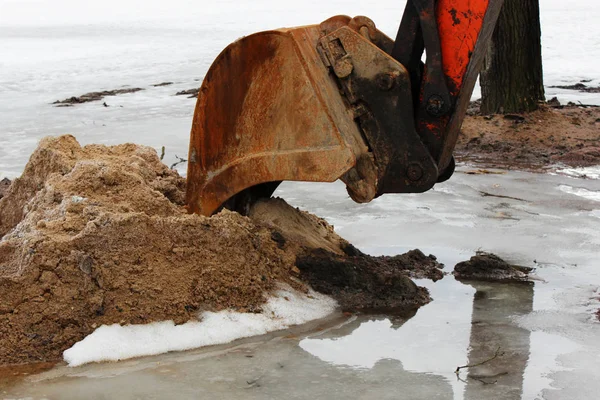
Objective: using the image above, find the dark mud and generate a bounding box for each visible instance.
[175,88,200,98]
[296,246,443,312]
[52,88,144,106]
[151,82,173,87]
[550,82,600,93]
[453,252,533,282]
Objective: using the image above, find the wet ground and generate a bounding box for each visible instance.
[2,166,599,400]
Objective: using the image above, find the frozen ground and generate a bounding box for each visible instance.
[1,0,599,178]
[3,167,600,399]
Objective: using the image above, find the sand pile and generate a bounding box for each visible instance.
[0,135,435,366]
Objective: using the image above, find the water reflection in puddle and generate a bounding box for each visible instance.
[300,274,578,400]
[301,278,474,399]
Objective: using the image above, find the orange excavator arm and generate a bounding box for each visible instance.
[186,0,504,216]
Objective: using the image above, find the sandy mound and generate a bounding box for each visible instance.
[0,135,433,366]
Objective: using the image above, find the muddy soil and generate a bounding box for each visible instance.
[550,83,600,93]
[296,247,442,312]
[175,88,199,98]
[454,252,533,282]
[52,88,144,106]
[457,100,600,169]
[0,136,434,366]
[151,82,173,87]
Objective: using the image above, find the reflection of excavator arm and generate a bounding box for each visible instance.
[186,0,505,216]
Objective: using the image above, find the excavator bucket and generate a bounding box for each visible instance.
[186,17,380,216]
[187,2,504,216]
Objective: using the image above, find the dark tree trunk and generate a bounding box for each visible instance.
[480,0,545,114]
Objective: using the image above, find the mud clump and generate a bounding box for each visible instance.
[295,245,442,311]
[52,88,144,106]
[151,82,173,87]
[250,199,441,311]
[453,252,533,282]
[0,136,436,366]
[175,88,200,98]
[550,82,600,93]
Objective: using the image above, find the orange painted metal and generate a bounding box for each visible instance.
[435,0,504,170]
[436,0,490,96]
[412,0,498,171]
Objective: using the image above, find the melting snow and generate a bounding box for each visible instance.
[63,286,337,367]
[556,166,600,180]
[558,185,600,202]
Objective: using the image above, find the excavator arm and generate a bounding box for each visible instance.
[186,0,504,215]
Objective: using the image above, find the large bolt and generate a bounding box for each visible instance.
[426,95,445,117]
[376,73,395,91]
[407,163,423,182]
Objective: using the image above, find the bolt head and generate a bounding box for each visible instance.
[376,73,395,91]
[426,95,445,117]
[407,163,423,182]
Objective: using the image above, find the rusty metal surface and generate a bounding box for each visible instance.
[186,25,368,216]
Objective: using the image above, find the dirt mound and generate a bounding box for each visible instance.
[0,136,303,365]
[0,136,434,366]
[457,102,600,169]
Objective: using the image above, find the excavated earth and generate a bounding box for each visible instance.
[0,135,440,366]
[457,101,600,169]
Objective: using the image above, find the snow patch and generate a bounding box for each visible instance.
[556,166,600,180]
[63,286,337,367]
[558,185,600,202]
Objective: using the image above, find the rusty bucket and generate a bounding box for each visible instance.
[185,17,390,216]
